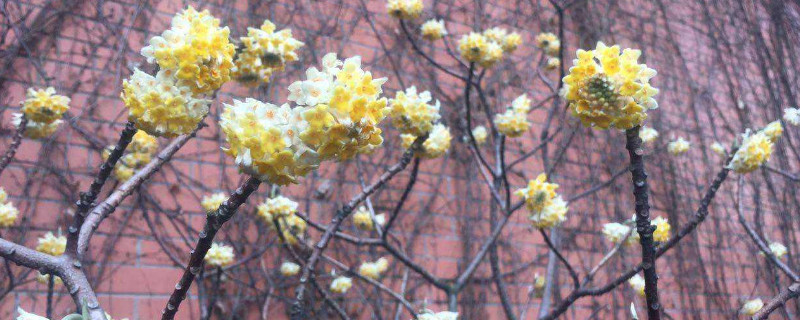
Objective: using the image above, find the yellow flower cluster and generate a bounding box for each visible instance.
[629,274,645,297]
[639,126,658,143]
[352,206,386,231]
[358,257,389,280]
[546,57,560,70]
[784,108,800,126]
[104,131,159,181]
[0,188,18,228]
[602,222,638,247]
[386,0,423,19]
[330,276,352,294]
[12,113,61,139]
[418,310,459,320]
[234,20,304,86]
[667,137,690,155]
[421,19,447,40]
[710,141,726,156]
[740,299,763,316]
[289,53,389,161]
[729,128,775,174]
[763,120,783,141]
[256,196,306,245]
[494,94,532,137]
[535,32,560,56]
[201,192,227,213]
[515,174,568,228]
[458,28,520,67]
[140,6,234,94]
[121,69,211,137]
[205,242,235,267]
[651,216,670,242]
[420,124,452,158]
[471,126,488,145]
[36,232,66,256]
[562,42,659,130]
[389,86,441,136]
[20,87,70,124]
[280,261,300,276]
[36,272,63,286]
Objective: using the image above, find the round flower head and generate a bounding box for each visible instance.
[205,242,234,267]
[483,27,508,43]
[375,257,389,273]
[629,274,645,297]
[421,20,447,41]
[651,216,670,242]
[140,6,235,94]
[740,299,763,316]
[280,261,300,276]
[515,173,558,213]
[763,120,783,141]
[729,130,773,173]
[421,124,451,158]
[130,131,159,155]
[494,110,531,137]
[562,42,659,130]
[471,126,488,145]
[510,94,532,114]
[502,32,522,52]
[768,242,788,259]
[273,214,307,245]
[602,222,638,247]
[528,195,568,228]
[201,192,226,213]
[386,0,423,19]
[13,113,61,139]
[639,126,658,143]
[114,163,135,181]
[0,202,18,228]
[257,195,299,222]
[389,86,441,136]
[480,41,504,68]
[418,310,459,320]
[220,98,319,185]
[121,69,211,137]
[667,137,690,155]
[36,272,63,286]
[234,20,304,86]
[288,54,389,161]
[20,87,70,124]
[783,108,800,126]
[546,57,560,70]
[710,141,726,156]
[535,32,560,56]
[352,206,375,231]
[459,33,488,63]
[330,276,352,294]
[358,261,382,280]
[36,232,66,256]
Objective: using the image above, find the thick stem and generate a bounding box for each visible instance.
[161,177,261,320]
[624,126,660,320]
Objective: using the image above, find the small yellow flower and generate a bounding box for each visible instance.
[740,299,763,316]
[421,124,451,158]
[13,113,62,139]
[784,108,800,126]
[280,261,300,276]
[651,216,670,242]
[516,174,568,228]
[502,32,522,52]
[205,242,235,267]
[257,195,299,222]
[386,0,423,19]
[113,163,135,181]
[36,272,63,286]
[421,19,447,40]
[602,222,638,247]
[20,87,70,124]
[546,57,560,70]
[389,86,441,136]
[667,137,690,155]
[510,94,532,114]
[628,274,645,297]
[763,120,783,141]
[330,276,352,294]
[352,206,375,231]
[234,20,304,86]
[533,273,546,298]
[0,202,18,228]
[459,33,488,63]
[401,133,417,150]
[273,215,307,245]
[471,126,488,145]
[358,261,382,280]
[36,232,66,256]
[562,42,659,130]
[130,131,158,155]
[709,141,725,156]
[639,126,658,144]
[535,32,560,56]
[494,110,530,138]
[729,130,773,173]
[769,242,787,258]
[201,192,227,213]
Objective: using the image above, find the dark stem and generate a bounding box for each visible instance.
[0,114,27,178]
[205,267,223,320]
[46,274,55,319]
[624,126,660,319]
[161,177,261,320]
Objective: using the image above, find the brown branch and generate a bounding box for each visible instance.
[0,114,27,178]
[752,282,800,320]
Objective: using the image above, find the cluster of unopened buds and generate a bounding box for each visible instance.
[515,173,569,228]
[352,206,386,231]
[256,195,307,245]
[105,131,159,181]
[391,86,452,158]
[16,87,71,139]
[535,32,561,70]
[728,121,782,173]
[205,242,235,267]
[494,94,532,137]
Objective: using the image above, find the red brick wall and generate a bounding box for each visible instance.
[0,0,798,319]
